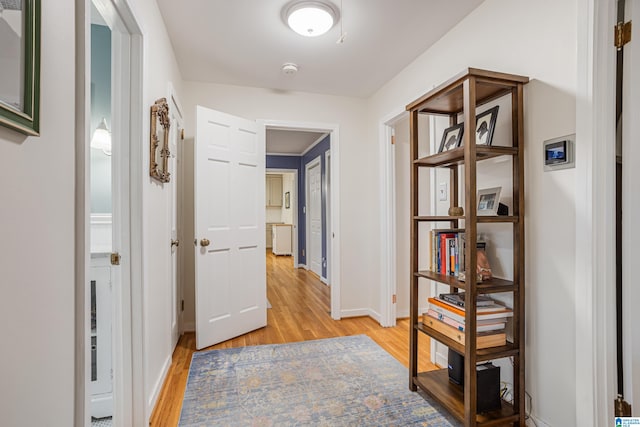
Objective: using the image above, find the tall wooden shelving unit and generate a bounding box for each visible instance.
[407,68,529,426]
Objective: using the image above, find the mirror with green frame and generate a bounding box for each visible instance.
[0,0,40,136]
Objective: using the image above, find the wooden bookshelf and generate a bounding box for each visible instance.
[408,68,528,426]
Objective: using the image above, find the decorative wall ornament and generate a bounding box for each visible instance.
[150,98,170,183]
[0,0,41,135]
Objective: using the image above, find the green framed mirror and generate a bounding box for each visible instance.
[0,0,40,136]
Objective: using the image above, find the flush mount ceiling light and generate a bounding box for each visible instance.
[283,1,339,37]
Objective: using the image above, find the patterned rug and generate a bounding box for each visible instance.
[179,335,460,426]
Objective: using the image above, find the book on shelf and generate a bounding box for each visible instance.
[439,292,495,307]
[422,314,507,349]
[425,309,506,332]
[428,297,513,321]
[429,229,486,278]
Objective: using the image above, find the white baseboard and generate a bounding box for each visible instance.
[320,276,329,285]
[340,308,381,324]
[146,354,172,423]
[295,263,307,269]
[396,306,429,319]
[182,321,195,333]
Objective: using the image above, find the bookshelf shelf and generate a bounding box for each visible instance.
[408,68,528,426]
[416,323,519,362]
[414,271,517,293]
[413,215,519,224]
[414,146,518,168]
[413,369,519,426]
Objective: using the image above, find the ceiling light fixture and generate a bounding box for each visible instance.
[284,1,339,37]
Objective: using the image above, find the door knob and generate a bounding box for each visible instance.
[171,239,180,247]
[200,238,210,247]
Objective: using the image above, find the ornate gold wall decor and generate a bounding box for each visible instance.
[150,98,171,183]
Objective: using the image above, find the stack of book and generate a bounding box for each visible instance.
[429,229,486,277]
[423,293,513,349]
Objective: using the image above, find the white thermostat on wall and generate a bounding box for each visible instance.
[543,134,575,171]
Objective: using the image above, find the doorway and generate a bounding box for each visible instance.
[263,120,341,319]
[79,1,144,425]
[306,156,322,277]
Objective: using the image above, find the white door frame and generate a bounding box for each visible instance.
[260,119,341,320]
[575,0,618,425]
[324,150,331,284]
[305,155,322,278]
[379,107,406,327]
[76,0,144,425]
[622,0,640,411]
[266,168,299,266]
[168,82,184,346]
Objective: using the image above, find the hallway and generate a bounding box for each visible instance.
[150,252,435,425]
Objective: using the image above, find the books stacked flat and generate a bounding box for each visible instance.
[423,293,513,349]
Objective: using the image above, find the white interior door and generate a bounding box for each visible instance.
[306,158,322,276]
[194,106,266,350]
[622,0,640,411]
[169,97,182,350]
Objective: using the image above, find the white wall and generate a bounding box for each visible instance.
[180,82,372,325]
[370,0,577,425]
[0,1,76,425]
[125,0,185,421]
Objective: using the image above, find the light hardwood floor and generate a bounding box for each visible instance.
[149,251,436,426]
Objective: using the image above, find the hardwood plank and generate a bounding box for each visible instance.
[149,251,437,426]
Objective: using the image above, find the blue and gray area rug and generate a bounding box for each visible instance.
[179,335,459,426]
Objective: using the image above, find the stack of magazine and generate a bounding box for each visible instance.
[423,292,513,349]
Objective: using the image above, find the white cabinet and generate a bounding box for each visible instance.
[272,224,293,256]
[266,175,283,207]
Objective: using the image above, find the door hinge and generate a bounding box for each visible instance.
[180,128,185,140]
[110,252,121,266]
[615,21,632,50]
[391,135,396,145]
[181,299,185,312]
[392,294,397,304]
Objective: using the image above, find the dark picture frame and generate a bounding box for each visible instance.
[438,123,464,153]
[0,0,41,136]
[474,105,499,146]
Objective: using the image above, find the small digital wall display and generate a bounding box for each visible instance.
[543,135,575,171]
[545,141,567,164]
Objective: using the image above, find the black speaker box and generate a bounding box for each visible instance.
[448,349,502,413]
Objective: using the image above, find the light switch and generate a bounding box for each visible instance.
[438,182,448,201]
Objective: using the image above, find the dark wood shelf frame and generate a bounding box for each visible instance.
[414,271,516,293]
[413,369,520,427]
[408,68,528,426]
[413,216,519,224]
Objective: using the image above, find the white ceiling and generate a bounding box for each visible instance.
[156,0,485,98]
[266,129,326,155]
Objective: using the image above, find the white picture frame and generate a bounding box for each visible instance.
[477,187,502,216]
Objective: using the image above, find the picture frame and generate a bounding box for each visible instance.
[438,123,464,153]
[474,105,499,146]
[150,98,171,183]
[0,0,41,136]
[477,187,502,216]
[285,191,290,209]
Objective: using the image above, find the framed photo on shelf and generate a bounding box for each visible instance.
[477,187,502,216]
[438,123,464,153]
[475,105,499,146]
